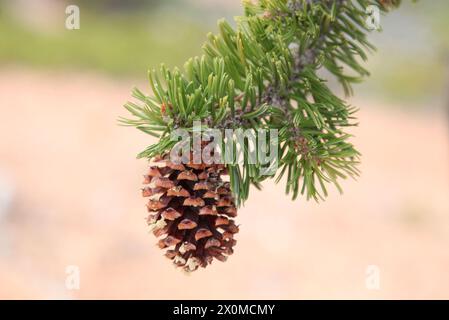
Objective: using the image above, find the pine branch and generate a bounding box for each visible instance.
[121,0,402,205]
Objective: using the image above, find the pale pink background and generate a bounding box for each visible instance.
[0,69,448,299]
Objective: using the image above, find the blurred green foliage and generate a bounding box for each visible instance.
[0,0,448,107]
[366,58,445,105]
[355,0,449,106]
[0,2,208,76]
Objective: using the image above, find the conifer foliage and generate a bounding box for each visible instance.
[122,0,401,271]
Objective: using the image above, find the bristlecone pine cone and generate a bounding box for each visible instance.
[143,154,238,272]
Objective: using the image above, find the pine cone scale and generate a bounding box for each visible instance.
[143,155,238,272]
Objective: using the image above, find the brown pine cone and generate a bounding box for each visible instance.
[143,155,238,272]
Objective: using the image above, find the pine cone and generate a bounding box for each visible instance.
[142,155,238,272]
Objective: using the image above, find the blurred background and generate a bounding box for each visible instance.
[0,0,448,299]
